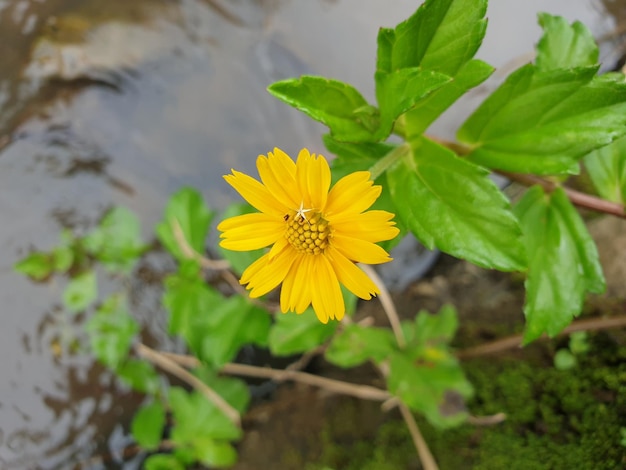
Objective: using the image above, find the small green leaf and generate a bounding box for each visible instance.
[412,305,458,349]
[387,137,526,271]
[216,203,264,276]
[193,370,250,413]
[459,65,626,175]
[514,186,605,343]
[52,246,74,272]
[536,13,598,71]
[14,252,54,281]
[156,188,213,263]
[116,359,160,394]
[268,76,378,142]
[85,295,139,368]
[269,308,337,356]
[584,135,626,204]
[193,438,238,467]
[131,401,166,450]
[63,270,97,313]
[144,454,185,470]
[554,349,578,370]
[325,324,396,368]
[569,331,590,355]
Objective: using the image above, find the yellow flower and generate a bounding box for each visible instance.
[217,148,400,323]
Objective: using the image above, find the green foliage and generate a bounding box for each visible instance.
[131,401,166,450]
[584,135,626,204]
[14,251,55,281]
[325,324,396,368]
[63,270,97,313]
[269,307,337,356]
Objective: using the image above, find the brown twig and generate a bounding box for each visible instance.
[136,343,241,426]
[467,412,507,426]
[171,218,230,270]
[457,315,626,359]
[399,404,439,470]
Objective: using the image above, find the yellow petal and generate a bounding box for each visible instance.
[280,252,308,313]
[280,253,313,314]
[224,170,285,217]
[240,252,270,285]
[328,210,400,243]
[332,234,393,264]
[325,171,382,217]
[267,235,289,261]
[299,149,331,210]
[218,213,284,251]
[311,254,345,322]
[257,150,300,210]
[245,246,296,298]
[327,246,379,300]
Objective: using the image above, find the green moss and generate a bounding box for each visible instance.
[311,333,626,470]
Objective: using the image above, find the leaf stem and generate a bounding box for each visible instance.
[368,143,411,180]
[399,404,440,470]
[135,343,241,426]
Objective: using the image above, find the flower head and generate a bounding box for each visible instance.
[217,148,399,323]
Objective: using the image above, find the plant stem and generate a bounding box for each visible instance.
[399,404,440,470]
[171,218,230,270]
[136,343,241,426]
[368,143,410,180]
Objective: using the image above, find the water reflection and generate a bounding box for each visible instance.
[0,0,616,468]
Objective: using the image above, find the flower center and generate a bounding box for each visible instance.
[285,210,331,255]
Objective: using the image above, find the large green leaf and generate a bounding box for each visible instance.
[513,186,605,343]
[131,401,166,450]
[269,307,337,356]
[325,324,396,368]
[156,188,213,263]
[458,64,626,175]
[268,76,379,142]
[535,13,598,71]
[387,137,526,271]
[584,135,626,204]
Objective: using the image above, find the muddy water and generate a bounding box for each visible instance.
[0,0,615,468]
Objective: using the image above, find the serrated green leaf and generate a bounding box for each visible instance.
[193,438,238,467]
[536,13,598,71]
[325,324,396,368]
[116,359,160,394]
[413,305,458,348]
[85,295,139,368]
[459,64,626,174]
[131,401,166,450]
[387,137,526,271]
[63,270,97,312]
[200,296,271,367]
[85,207,146,273]
[269,307,337,356]
[156,188,213,263]
[268,76,378,142]
[584,135,626,204]
[169,387,241,444]
[387,352,472,428]
[144,454,185,470]
[14,252,54,281]
[514,186,605,343]
[216,203,264,276]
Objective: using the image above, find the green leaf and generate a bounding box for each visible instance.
[131,401,166,450]
[84,207,146,273]
[144,454,185,470]
[63,270,98,313]
[216,203,264,276]
[156,188,213,263]
[269,307,337,356]
[536,13,598,71]
[412,305,458,349]
[169,387,241,443]
[569,331,590,355]
[387,138,526,271]
[52,246,74,272]
[85,295,139,368]
[116,359,160,394]
[200,296,271,367]
[193,438,238,467]
[325,324,396,368]
[374,68,451,139]
[14,252,54,281]
[193,370,250,413]
[268,76,378,142]
[513,186,605,343]
[459,65,626,175]
[554,349,578,370]
[584,135,626,204]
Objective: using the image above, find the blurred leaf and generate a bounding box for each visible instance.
[52,246,74,273]
[85,295,139,368]
[514,186,605,343]
[131,401,166,450]
[554,349,578,370]
[193,369,251,413]
[535,13,598,71]
[116,359,160,394]
[569,331,590,355]
[156,188,213,263]
[458,65,626,175]
[14,252,54,281]
[412,305,458,349]
[216,203,264,276]
[63,270,97,313]
[84,207,146,273]
[268,76,379,142]
[269,307,337,356]
[325,324,396,368]
[584,135,626,204]
[193,438,238,467]
[144,454,185,470]
[387,137,526,271]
